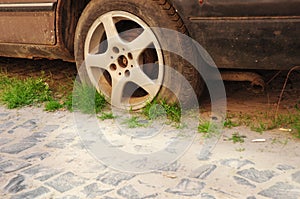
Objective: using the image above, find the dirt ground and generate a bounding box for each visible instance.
[0,57,299,118]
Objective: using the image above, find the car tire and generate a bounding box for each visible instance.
[74,0,204,110]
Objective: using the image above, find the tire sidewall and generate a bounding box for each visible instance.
[74,0,200,106]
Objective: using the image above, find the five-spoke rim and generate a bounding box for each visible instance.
[84,11,164,110]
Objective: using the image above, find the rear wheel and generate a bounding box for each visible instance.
[74,0,203,110]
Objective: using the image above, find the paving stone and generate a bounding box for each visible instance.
[0,142,36,154]
[201,193,216,199]
[0,138,12,146]
[0,112,9,117]
[11,186,50,199]
[21,152,50,161]
[22,165,61,181]
[220,159,254,169]
[0,121,14,130]
[23,127,59,142]
[35,170,61,182]
[45,140,67,149]
[292,171,300,184]
[165,178,205,196]
[237,168,277,183]
[97,172,135,186]
[233,176,256,188]
[8,119,38,134]
[189,164,217,179]
[0,160,31,173]
[258,182,300,199]
[56,196,80,199]
[117,185,141,199]
[4,174,26,193]
[82,183,113,198]
[117,185,158,199]
[159,161,180,172]
[276,164,296,171]
[45,172,86,193]
[102,197,120,199]
[42,125,60,133]
[197,148,212,161]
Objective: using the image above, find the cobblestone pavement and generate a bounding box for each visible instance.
[0,106,300,199]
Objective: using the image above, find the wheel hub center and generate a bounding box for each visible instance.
[118,55,128,68]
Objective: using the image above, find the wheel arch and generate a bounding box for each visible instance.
[56,0,191,58]
[56,0,91,57]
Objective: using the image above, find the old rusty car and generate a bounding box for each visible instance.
[0,0,299,109]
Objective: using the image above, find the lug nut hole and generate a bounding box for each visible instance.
[110,64,117,71]
[113,47,120,54]
[125,70,130,77]
[128,53,133,60]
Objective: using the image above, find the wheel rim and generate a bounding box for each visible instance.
[84,11,164,110]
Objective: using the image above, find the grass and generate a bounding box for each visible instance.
[71,82,106,114]
[0,74,51,108]
[45,100,63,112]
[122,116,147,128]
[250,122,266,134]
[98,112,116,120]
[0,72,107,113]
[226,107,300,138]
[143,98,181,123]
[223,118,239,128]
[0,69,299,140]
[198,119,221,138]
[229,132,246,144]
[198,120,211,133]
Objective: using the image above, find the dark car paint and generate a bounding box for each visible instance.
[0,0,299,70]
[171,0,300,69]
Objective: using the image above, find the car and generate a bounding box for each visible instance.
[0,0,299,109]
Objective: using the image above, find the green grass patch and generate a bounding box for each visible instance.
[0,74,51,108]
[198,119,221,138]
[229,132,246,144]
[224,118,240,128]
[45,100,63,112]
[122,116,147,128]
[143,99,181,123]
[72,83,107,114]
[98,112,116,121]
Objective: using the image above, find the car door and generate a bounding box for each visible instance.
[0,0,57,45]
[198,0,300,17]
[173,0,300,69]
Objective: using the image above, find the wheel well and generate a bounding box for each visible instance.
[57,0,91,57]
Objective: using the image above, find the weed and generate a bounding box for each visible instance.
[198,119,220,138]
[229,132,246,144]
[251,122,266,133]
[45,100,63,111]
[98,112,116,121]
[236,148,246,152]
[0,75,51,109]
[63,94,73,111]
[224,118,239,128]
[123,116,146,128]
[161,100,181,123]
[198,120,211,133]
[293,120,300,138]
[143,98,181,123]
[72,83,106,114]
[143,99,166,120]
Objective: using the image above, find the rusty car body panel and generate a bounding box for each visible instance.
[0,0,299,69]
